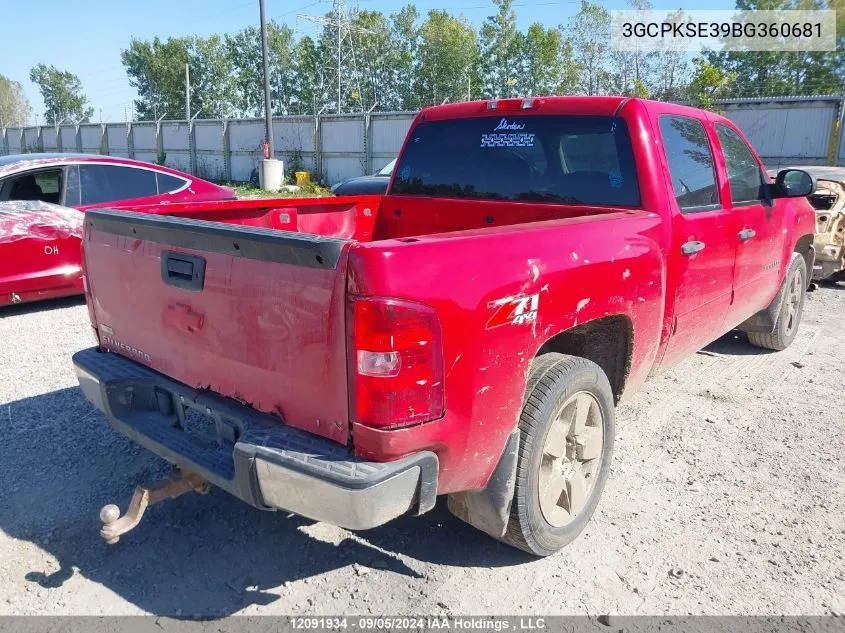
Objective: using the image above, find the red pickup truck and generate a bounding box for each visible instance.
[73,97,816,556]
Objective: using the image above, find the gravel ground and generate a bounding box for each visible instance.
[0,286,843,617]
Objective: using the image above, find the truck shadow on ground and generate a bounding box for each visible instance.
[698,330,772,357]
[0,295,86,317]
[1,386,527,616]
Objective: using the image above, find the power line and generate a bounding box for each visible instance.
[297,0,370,113]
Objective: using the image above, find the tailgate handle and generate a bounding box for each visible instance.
[161,251,206,291]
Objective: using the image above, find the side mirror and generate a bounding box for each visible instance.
[774,169,816,198]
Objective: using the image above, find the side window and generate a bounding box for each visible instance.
[34,171,62,204]
[64,165,81,207]
[156,172,188,194]
[80,165,158,205]
[658,116,720,213]
[716,124,766,205]
[7,169,63,204]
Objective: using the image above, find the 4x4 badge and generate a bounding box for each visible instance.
[486,293,540,329]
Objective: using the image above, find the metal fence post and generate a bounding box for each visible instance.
[364,104,378,175]
[101,125,109,155]
[128,122,135,159]
[189,121,197,175]
[314,112,323,181]
[364,112,372,175]
[222,119,232,181]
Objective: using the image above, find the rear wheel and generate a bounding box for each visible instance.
[499,353,615,556]
[748,254,807,351]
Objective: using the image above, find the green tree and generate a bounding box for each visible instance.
[518,24,579,97]
[478,0,522,98]
[0,75,31,127]
[705,0,842,97]
[225,22,295,116]
[191,35,236,118]
[688,57,737,109]
[416,10,479,106]
[609,0,655,96]
[351,10,395,111]
[568,1,611,95]
[291,35,327,114]
[121,37,191,119]
[651,9,689,100]
[122,36,237,120]
[390,5,421,110]
[28,64,93,124]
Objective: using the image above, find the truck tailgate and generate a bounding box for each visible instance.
[82,209,351,444]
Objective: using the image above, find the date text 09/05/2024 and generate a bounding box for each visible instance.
[289,617,548,630]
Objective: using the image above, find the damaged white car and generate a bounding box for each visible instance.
[770,166,845,282]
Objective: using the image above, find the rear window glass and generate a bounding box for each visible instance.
[157,172,188,194]
[391,115,640,207]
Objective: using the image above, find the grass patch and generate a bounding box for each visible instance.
[222,181,333,199]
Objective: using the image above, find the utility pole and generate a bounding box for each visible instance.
[257,0,282,190]
[259,0,274,157]
[185,63,191,121]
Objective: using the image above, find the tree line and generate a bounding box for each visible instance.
[1,0,842,127]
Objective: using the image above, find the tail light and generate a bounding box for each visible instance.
[350,296,444,429]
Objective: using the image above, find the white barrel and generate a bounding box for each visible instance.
[259,158,284,191]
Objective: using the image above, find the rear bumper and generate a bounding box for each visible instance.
[72,347,438,530]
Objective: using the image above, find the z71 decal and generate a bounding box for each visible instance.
[486,293,540,329]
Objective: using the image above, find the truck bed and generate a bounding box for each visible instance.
[83,194,629,448]
[123,194,623,243]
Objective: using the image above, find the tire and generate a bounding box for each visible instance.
[747,254,807,351]
[499,353,615,557]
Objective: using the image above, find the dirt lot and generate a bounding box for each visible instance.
[0,285,843,617]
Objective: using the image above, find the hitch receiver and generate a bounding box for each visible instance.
[99,470,210,544]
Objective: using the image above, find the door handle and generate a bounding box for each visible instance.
[738,228,756,242]
[681,240,706,256]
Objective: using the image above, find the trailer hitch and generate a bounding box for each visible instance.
[99,470,210,544]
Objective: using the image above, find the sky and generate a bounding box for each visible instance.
[2,0,735,124]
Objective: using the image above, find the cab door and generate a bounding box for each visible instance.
[712,122,785,327]
[655,114,738,368]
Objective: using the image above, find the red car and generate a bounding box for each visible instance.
[73,97,815,555]
[0,153,234,306]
